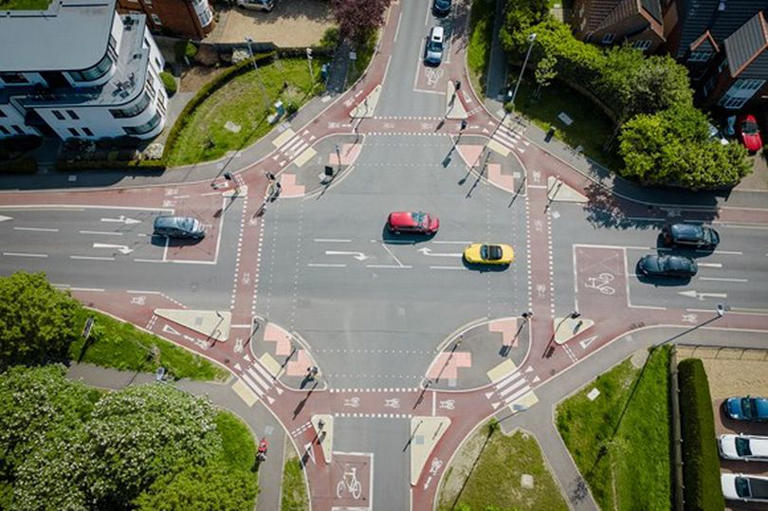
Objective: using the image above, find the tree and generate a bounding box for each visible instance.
[134,463,257,511]
[534,54,557,96]
[0,271,81,369]
[330,0,391,43]
[499,0,550,52]
[619,104,751,189]
[86,384,223,506]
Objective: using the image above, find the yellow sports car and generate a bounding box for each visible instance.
[463,243,515,265]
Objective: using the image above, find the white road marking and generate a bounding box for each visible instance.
[697,262,722,268]
[93,243,133,255]
[379,242,406,267]
[417,247,461,257]
[0,215,13,222]
[699,277,748,282]
[70,287,105,292]
[13,227,59,232]
[326,250,369,261]
[366,264,413,269]
[678,290,728,299]
[314,238,351,243]
[394,11,403,42]
[711,250,743,255]
[429,266,463,270]
[100,215,141,225]
[432,241,472,245]
[79,230,123,236]
[3,252,48,258]
[134,258,164,263]
[71,255,115,261]
[308,263,347,268]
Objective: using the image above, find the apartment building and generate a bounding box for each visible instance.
[117,0,214,40]
[0,0,168,140]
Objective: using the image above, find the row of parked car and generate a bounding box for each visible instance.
[636,223,719,279]
[720,395,768,504]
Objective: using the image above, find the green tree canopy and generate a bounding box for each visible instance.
[134,463,257,511]
[499,0,551,52]
[0,272,81,369]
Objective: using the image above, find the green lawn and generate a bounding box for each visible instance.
[556,346,672,511]
[347,30,378,87]
[166,58,323,167]
[216,411,257,472]
[437,422,568,511]
[0,0,50,9]
[281,455,309,511]
[509,76,622,169]
[70,308,229,381]
[466,0,495,96]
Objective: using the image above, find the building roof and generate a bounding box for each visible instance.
[587,0,664,39]
[674,0,768,58]
[724,11,768,76]
[0,0,116,73]
[690,30,720,53]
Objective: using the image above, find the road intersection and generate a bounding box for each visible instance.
[2,0,768,509]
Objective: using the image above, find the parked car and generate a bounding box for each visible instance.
[736,114,763,152]
[432,0,452,16]
[661,223,720,250]
[236,0,274,11]
[718,434,768,461]
[721,473,768,503]
[424,26,444,66]
[637,254,697,278]
[724,396,768,422]
[153,216,205,239]
[386,211,439,235]
[708,122,729,145]
[463,243,514,265]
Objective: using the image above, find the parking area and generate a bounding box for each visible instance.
[678,345,768,511]
[206,0,335,47]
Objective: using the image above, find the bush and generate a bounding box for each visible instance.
[162,52,275,162]
[677,358,724,511]
[160,71,177,96]
[319,26,340,49]
[0,156,37,174]
[55,159,166,171]
[0,135,43,155]
[174,40,198,61]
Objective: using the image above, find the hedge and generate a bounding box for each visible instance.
[0,156,37,174]
[677,358,724,511]
[55,160,166,171]
[160,71,177,96]
[161,51,276,162]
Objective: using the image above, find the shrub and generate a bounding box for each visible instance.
[677,358,724,511]
[0,135,43,156]
[0,156,37,174]
[160,71,177,96]
[162,51,276,162]
[281,86,303,115]
[174,40,198,61]
[319,26,340,49]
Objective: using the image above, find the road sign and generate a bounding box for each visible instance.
[82,316,95,339]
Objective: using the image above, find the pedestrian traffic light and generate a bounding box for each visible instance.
[224,172,233,181]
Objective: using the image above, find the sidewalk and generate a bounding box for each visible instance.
[66,363,287,511]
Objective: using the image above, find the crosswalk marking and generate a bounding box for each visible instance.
[240,372,265,397]
[498,377,527,397]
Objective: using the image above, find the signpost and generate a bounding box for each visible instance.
[82,316,95,340]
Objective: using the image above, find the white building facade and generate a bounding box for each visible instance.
[0,0,167,140]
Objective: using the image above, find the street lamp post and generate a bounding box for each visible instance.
[306,48,314,83]
[245,37,268,104]
[508,32,537,114]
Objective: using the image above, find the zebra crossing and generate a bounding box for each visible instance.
[489,122,529,155]
[485,367,538,411]
[271,129,315,167]
[234,359,282,405]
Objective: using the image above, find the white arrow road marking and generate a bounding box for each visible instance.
[0,215,13,222]
[267,396,275,404]
[325,250,369,261]
[485,391,494,399]
[678,290,728,300]
[417,247,462,257]
[93,243,133,254]
[303,443,316,465]
[162,324,180,336]
[532,376,540,383]
[100,215,141,225]
[579,336,598,350]
[525,366,534,373]
[491,401,501,410]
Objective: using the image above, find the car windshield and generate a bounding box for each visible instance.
[735,437,753,456]
[428,39,443,52]
[742,398,754,420]
[178,218,194,232]
[744,121,759,134]
[411,212,427,227]
[482,245,502,260]
[735,477,751,498]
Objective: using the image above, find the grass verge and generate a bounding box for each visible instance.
[0,0,50,9]
[556,346,672,510]
[437,421,568,511]
[216,411,257,472]
[509,76,622,169]
[466,0,495,96]
[166,58,324,166]
[347,30,378,87]
[281,454,309,511]
[70,308,229,381]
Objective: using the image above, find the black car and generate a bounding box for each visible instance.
[661,223,720,250]
[638,254,697,278]
[153,216,205,239]
[432,0,451,16]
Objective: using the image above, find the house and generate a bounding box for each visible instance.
[571,0,667,52]
[117,0,214,40]
[0,0,168,140]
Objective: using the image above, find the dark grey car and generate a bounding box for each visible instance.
[638,254,697,278]
[153,216,205,239]
[661,223,720,250]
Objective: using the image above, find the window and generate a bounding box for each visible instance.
[688,50,712,63]
[69,53,114,82]
[601,33,614,44]
[66,110,79,120]
[633,40,652,50]
[52,110,65,120]
[0,72,28,84]
[0,126,9,135]
[0,109,5,118]
[719,78,766,109]
[109,91,152,118]
[151,14,162,25]
[82,127,94,137]
[12,125,24,135]
[123,112,162,135]
[68,127,79,137]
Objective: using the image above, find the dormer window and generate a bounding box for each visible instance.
[688,50,713,63]
[602,33,615,44]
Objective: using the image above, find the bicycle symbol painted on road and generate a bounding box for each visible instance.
[343,397,360,408]
[425,67,443,87]
[584,273,616,295]
[336,465,362,500]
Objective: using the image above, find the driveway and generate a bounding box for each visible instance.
[207,0,335,46]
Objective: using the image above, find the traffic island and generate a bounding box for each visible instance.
[445,81,468,119]
[154,309,231,342]
[311,414,333,464]
[546,176,588,203]
[409,416,451,486]
[455,136,525,194]
[553,317,594,345]
[350,84,381,118]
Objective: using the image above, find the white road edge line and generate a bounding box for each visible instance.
[79,230,124,236]
[307,263,347,268]
[394,11,403,42]
[71,255,115,261]
[366,264,413,269]
[699,277,748,282]
[313,238,351,243]
[429,266,463,270]
[70,287,105,292]
[13,227,59,232]
[3,252,48,258]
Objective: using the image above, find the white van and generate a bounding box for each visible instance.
[424,26,444,66]
[237,0,274,11]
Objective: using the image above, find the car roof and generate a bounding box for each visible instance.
[669,223,705,240]
[154,216,193,229]
[755,397,768,417]
[388,211,420,227]
[431,26,444,40]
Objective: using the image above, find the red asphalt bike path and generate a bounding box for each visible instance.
[5,0,768,508]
